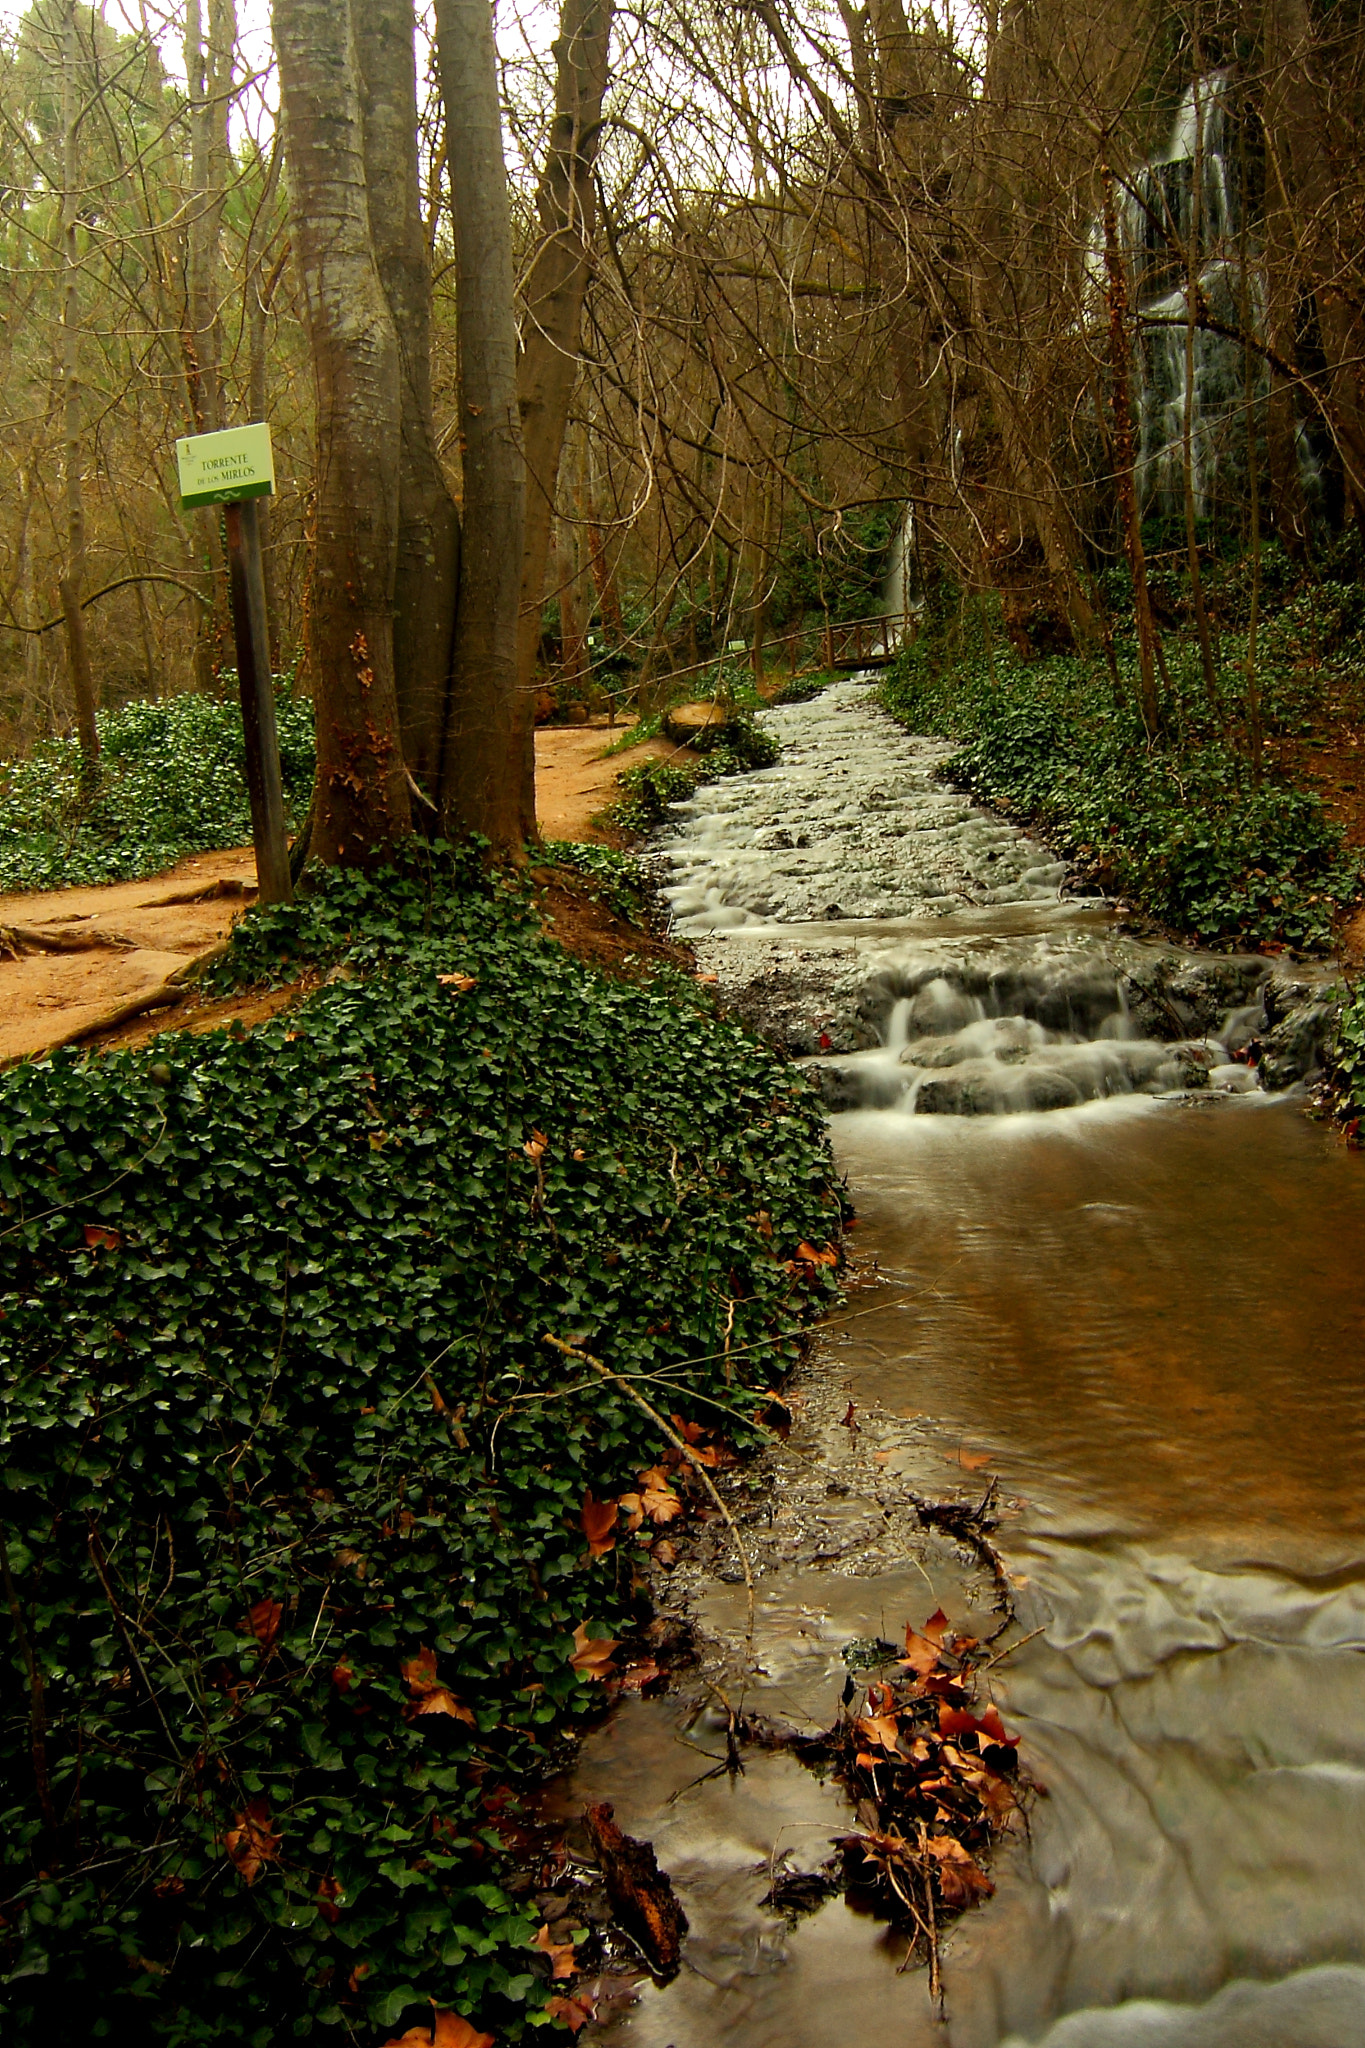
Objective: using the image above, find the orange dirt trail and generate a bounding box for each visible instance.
[0,726,684,1063]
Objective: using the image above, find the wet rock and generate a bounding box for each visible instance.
[1258,1002,1337,1090]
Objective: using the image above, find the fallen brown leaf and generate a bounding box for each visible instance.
[570,1622,618,1680]
[617,1490,645,1533]
[945,1448,993,1471]
[651,1538,678,1567]
[545,1994,595,2034]
[581,1490,618,1557]
[381,2010,495,2048]
[926,1833,995,1906]
[224,1797,281,1885]
[523,1129,549,1160]
[436,973,478,993]
[244,1597,283,1653]
[616,1657,663,1692]
[535,1922,578,1980]
[642,1484,683,1525]
[856,1713,905,1755]
[402,1646,476,1724]
[796,1240,838,1267]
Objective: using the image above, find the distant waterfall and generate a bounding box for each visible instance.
[1117,72,1320,524]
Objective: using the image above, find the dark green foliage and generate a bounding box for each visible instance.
[0,689,316,892]
[882,586,1362,951]
[537,841,645,922]
[0,855,843,2042]
[1327,982,1365,1121]
[608,716,778,836]
[768,674,834,707]
[769,507,895,628]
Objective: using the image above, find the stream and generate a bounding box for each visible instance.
[564,680,1365,2047]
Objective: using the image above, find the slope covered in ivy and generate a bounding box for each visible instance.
[0,854,844,2043]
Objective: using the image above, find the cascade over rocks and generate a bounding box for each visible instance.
[648,679,1343,1115]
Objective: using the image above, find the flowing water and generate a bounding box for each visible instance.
[568,682,1365,2047]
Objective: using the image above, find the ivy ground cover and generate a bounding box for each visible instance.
[0,855,844,2043]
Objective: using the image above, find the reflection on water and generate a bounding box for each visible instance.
[836,1095,1365,1565]
[580,1096,1365,2047]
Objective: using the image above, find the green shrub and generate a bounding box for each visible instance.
[1328,981,1365,1123]
[0,688,315,892]
[0,853,843,2042]
[882,599,1360,951]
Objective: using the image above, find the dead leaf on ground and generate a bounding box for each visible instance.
[643,1484,683,1525]
[545,1994,595,2034]
[83,1224,122,1251]
[243,1597,283,1653]
[401,1645,477,1725]
[523,1129,549,1160]
[925,1833,995,1906]
[945,1448,993,1471]
[535,1922,578,1980]
[581,1490,618,1557]
[436,973,478,994]
[570,1621,618,1680]
[616,1657,662,1692]
[651,1539,678,1567]
[796,1240,838,1267]
[616,1490,645,1533]
[381,2010,495,2048]
[224,1797,281,1885]
[856,1713,905,1755]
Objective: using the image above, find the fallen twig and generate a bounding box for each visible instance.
[544,1332,756,1646]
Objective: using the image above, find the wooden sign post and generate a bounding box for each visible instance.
[176,422,293,905]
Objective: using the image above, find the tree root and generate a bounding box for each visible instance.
[0,922,138,958]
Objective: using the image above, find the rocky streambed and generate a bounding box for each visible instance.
[647,676,1340,1106]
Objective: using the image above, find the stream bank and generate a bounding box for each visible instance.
[563,678,1365,2048]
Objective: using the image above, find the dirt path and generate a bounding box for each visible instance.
[534,720,687,841]
[0,726,690,1064]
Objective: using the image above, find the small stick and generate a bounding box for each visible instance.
[979,1623,1047,1672]
[918,1823,942,2010]
[544,1333,756,1647]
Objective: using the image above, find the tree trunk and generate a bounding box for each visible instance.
[274,0,411,863]
[58,0,98,775]
[512,0,614,839]
[246,142,285,667]
[434,0,526,850]
[1100,147,1160,738]
[355,0,461,800]
[1180,62,1221,718]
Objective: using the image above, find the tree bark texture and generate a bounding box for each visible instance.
[435,0,527,850]
[512,0,614,838]
[274,0,412,863]
[58,0,98,773]
[1100,148,1160,737]
[355,0,461,798]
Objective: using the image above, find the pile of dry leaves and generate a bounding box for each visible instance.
[790,1608,1031,1997]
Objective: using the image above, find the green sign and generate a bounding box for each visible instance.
[176,421,275,510]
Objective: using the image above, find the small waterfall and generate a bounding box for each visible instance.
[809,958,1264,1117]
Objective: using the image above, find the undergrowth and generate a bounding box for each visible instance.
[606,716,779,835]
[882,563,1364,950]
[1327,980,1365,1129]
[0,849,844,2043]
[0,688,315,893]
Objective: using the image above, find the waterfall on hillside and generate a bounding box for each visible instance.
[1116,72,1321,524]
